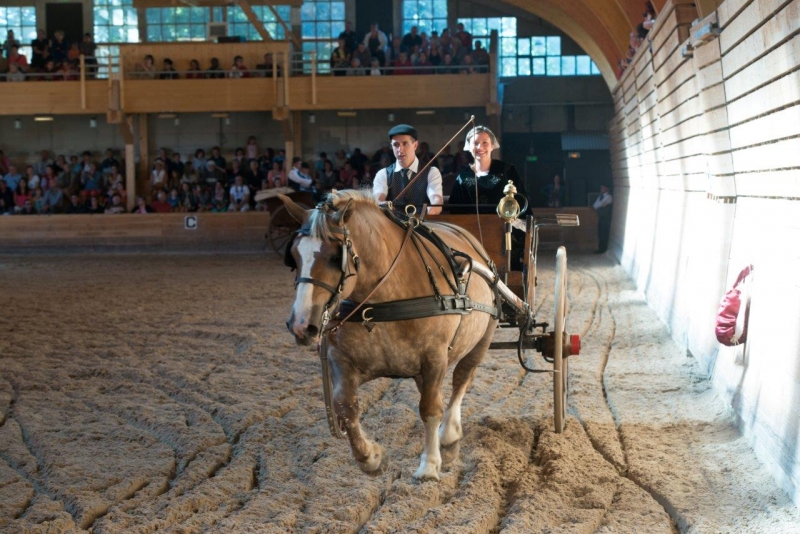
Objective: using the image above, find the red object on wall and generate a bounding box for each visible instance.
[715,265,753,346]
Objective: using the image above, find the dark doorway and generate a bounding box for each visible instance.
[356,0,393,42]
[502,133,565,208]
[46,3,84,44]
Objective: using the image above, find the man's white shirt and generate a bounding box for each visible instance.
[593,192,613,210]
[288,168,313,188]
[372,157,443,208]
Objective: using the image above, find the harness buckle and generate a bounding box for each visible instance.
[361,307,376,333]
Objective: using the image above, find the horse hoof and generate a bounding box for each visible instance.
[358,450,389,477]
[440,440,461,466]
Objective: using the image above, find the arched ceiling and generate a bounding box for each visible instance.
[503,0,674,88]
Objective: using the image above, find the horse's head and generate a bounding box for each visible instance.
[279,193,360,346]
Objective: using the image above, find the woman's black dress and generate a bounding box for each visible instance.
[448,160,524,214]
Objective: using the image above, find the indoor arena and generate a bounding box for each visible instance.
[1,0,799,532]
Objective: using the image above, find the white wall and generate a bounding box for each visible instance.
[609,0,800,507]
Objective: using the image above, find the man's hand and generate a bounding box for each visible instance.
[427,205,442,215]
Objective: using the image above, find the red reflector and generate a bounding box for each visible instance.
[570,334,581,355]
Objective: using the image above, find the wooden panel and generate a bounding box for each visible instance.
[731,136,800,172]
[659,95,701,130]
[718,0,755,27]
[735,169,800,197]
[653,26,689,71]
[654,43,691,87]
[650,4,697,56]
[728,102,800,149]
[719,0,793,56]
[693,39,722,71]
[0,213,270,250]
[724,35,800,101]
[0,82,107,115]
[725,68,800,124]
[123,79,277,113]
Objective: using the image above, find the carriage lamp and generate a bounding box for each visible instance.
[497,181,521,223]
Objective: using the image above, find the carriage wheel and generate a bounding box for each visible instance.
[553,246,569,434]
[268,203,309,254]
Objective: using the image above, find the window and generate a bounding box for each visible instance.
[402,0,447,36]
[228,5,290,41]
[94,0,139,43]
[458,17,516,75]
[301,0,345,74]
[146,7,208,41]
[0,5,37,58]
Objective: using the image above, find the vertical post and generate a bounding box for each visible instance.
[284,50,290,106]
[126,143,136,212]
[80,54,86,110]
[138,114,149,196]
[311,50,317,105]
[272,46,278,97]
[293,110,303,160]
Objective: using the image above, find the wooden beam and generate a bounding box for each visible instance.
[266,4,301,48]
[236,0,273,42]
[138,114,149,196]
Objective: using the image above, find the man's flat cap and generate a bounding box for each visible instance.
[388,124,418,140]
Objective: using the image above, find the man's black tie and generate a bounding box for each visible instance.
[400,168,410,187]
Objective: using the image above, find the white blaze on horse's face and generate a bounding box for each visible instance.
[291,237,323,339]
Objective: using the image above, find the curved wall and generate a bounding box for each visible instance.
[608,0,800,507]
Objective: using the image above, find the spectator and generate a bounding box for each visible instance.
[368,57,382,76]
[439,28,453,55]
[210,146,226,170]
[352,43,371,71]
[168,170,181,191]
[42,177,63,213]
[455,22,473,51]
[372,143,394,165]
[57,60,78,81]
[415,52,433,74]
[31,29,49,69]
[273,148,286,168]
[349,148,368,174]
[233,147,247,167]
[472,41,489,67]
[541,174,565,207]
[186,59,203,79]
[393,52,413,75]
[114,181,127,206]
[429,30,441,50]
[8,46,29,72]
[0,180,13,214]
[51,30,69,64]
[135,54,157,79]
[107,164,123,189]
[151,159,167,190]
[86,194,104,214]
[330,38,350,76]
[256,53,281,77]
[3,165,22,191]
[347,57,365,76]
[205,57,224,79]
[81,33,97,77]
[229,159,243,184]
[428,44,442,67]
[387,36,402,64]
[54,155,69,175]
[229,55,250,78]
[401,26,422,53]
[6,64,27,84]
[131,194,154,214]
[81,163,104,195]
[100,149,118,175]
[460,54,478,75]
[19,198,36,215]
[337,161,359,189]
[205,160,227,185]
[316,159,337,194]
[244,158,262,194]
[267,160,284,188]
[362,22,388,66]
[152,190,172,213]
[192,183,210,211]
[229,175,250,211]
[40,59,58,81]
[338,21,358,55]
[64,193,87,214]
[246,136,259,160]
[212,181,227,206]
[287,157,313,191]
[440,53,457,74]
[181,161,198,185]
[14,178,32,213]
[333,149,348,171]
[192,149,207,179]
[105,193,127,214]
[438,144,455,175]
[67,42,80,65]
[166,188,181,210]
[160,58,178,79]
[452,39,468,65]
[32,186,45,213]
[25,165,40,190]
[644,2,656,30]
[177,182,192,211]
[171,152,184,176]
[3,30,21,59]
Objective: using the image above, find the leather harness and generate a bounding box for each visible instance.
[285,203,500,335]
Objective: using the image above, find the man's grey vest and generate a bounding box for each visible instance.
[386,162,430,209]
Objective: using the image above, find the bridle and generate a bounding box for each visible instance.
[285,206,361,330]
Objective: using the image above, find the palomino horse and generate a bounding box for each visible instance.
[280,190,498,480]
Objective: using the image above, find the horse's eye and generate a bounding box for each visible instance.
[330,255,342,265]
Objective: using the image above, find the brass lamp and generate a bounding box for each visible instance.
[497,181,521,222]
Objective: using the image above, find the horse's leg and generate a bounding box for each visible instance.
[329,354,387,476]
[440,325,495,448]
[412,362,446,481]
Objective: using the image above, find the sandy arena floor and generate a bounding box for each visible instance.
[1,252,799,533]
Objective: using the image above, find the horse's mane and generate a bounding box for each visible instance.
[307,189,380,242]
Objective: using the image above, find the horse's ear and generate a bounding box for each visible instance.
[332,199,355,226]
[278,194,309,223]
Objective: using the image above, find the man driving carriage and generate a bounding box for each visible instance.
[372,124,443,215]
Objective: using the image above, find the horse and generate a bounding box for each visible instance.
[280,190,498,481]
